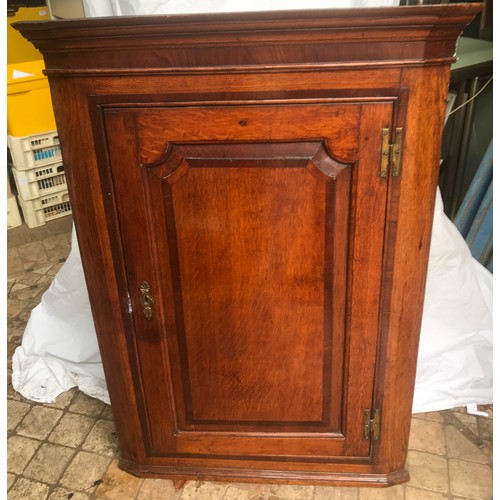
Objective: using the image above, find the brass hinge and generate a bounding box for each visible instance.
[363,408,381,440]
[380,127,403,178]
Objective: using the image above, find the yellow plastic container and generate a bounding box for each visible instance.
[8,6,50,65]
[7,59,57,137]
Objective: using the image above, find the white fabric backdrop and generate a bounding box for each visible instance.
[81,0,400,17]
[413,191,493,413]
[12,229,110,404]
[12,1,493,413]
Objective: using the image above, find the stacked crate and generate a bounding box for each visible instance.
[8,131,72,228]
[7,173,22,230]
[7,54,72,228]
[7,8,71,228]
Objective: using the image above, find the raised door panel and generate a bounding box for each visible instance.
[101,102,393,461]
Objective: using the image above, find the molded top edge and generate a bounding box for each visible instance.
[13,4,483,39]
[13,4,482,72]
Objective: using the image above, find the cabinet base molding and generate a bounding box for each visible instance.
[118,457,409,487]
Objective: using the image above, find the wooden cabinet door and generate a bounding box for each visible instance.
[100,101,394,462]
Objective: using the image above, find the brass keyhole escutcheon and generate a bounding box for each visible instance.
[140,281,154,320]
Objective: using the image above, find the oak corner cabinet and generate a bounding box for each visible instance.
[16,4,480,487]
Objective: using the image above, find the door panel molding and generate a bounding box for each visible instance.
[152,140,352,432]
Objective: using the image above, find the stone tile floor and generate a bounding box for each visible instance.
[7,217,493,499]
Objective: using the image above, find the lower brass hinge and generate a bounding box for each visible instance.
[380,127,403,178]
[363,408,381,440]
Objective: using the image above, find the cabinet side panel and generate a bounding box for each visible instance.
[46,79,147,462]
[374,65,451,469]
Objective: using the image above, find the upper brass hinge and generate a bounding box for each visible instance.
[363,408,381,440]
[380,127,403,178]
